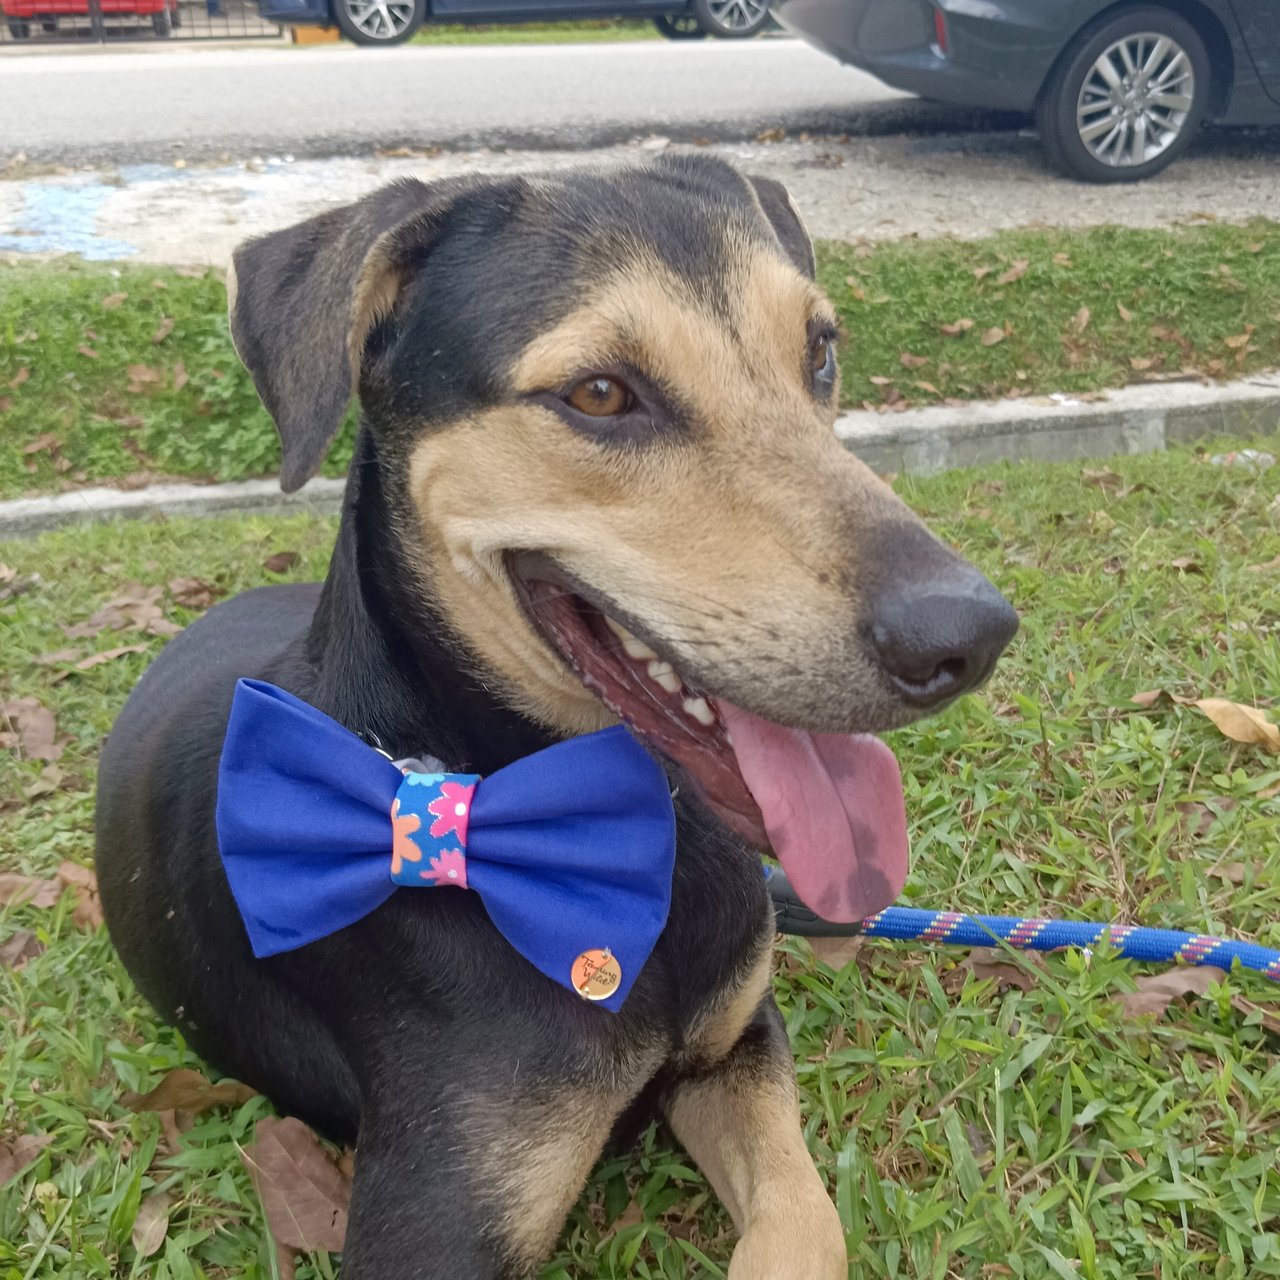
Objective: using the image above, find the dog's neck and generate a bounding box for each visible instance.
[302,431,555,775]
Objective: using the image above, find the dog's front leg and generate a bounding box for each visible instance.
[339,1084,631,1280]
[666,1000,848,1280]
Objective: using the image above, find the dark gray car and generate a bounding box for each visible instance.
[771,0,1280,181]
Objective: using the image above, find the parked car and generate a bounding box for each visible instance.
[260,0,769,46]
[3,0,177,35]
[770,0,1280,181]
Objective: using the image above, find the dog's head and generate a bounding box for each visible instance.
[228,155,1016,922]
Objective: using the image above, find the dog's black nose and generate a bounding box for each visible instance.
[870,571,1018,708]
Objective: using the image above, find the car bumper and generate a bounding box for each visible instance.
[771,0,1064,113]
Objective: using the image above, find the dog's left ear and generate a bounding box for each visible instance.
[746,175,816,279]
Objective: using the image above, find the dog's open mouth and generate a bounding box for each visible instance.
[509,557,909,923]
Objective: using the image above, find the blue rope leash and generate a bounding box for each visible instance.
[767,872,1280,984]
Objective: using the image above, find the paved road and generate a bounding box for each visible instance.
[0,40,1026,164]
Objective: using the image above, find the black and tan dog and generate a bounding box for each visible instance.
[96,155,1016,1278]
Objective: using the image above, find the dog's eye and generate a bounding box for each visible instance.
[810,335,837,396]
[564,376,633,418]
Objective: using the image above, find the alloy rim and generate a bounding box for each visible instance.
[1075,32,1196,167]
[344,0,415,39]
[704,0,767,32]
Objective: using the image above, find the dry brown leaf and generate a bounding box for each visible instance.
[997,259,1029,285]
[899,352,929,369]
[1083,466,1123,492]
[980,327,1006,347]
[151,317,175,345]
[57,861,104,929]
[1245,554,1280,573]
[263,551,300,574]
[1230,995,1280,1037]
[77,344,99,359]
[0,697,62,762]
[1116,966,1225,1018]
[241,1116,351,1253]
[1207,860,1251,885]
[0,875,61,909]
[172,361,189,393]
[123,1067,258,1115]
[0,929,44,970]
[22,432,59,456]
[75,644,149,671]
[168,577,223,610]
[1194,699,1280,751]
[100,291,128,309]
[808,935,863,968]
[1130,356,1158,371]
[63,583,181,640]
[868,375,894,387]
[0,1133,53,1186]
[1224,331,1253,350]
[1052,252,1073,267]
[940,318,975,337]
[1169,556,1202,573]
[754,126,785,143]
[132,1191,172,1257]
[1117,302,1134,322]
[9,366,30,390]
[972,266,993,280]
[1071,306,1092,334]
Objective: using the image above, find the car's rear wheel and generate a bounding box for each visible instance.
[653,13,706,38]
[7,18,31,36]
[691,0,769,38]
[1036,7,1211,183]
[333,0,424,44]
[152,7,172,34]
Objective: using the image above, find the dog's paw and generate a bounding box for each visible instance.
[727,1206,848,1280]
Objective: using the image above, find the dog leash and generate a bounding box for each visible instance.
[767,871,1280,984]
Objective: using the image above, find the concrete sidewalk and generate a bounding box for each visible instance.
[4,374,1277,539]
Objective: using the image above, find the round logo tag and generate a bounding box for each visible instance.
[571,949,622,1001]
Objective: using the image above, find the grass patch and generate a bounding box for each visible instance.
[411,18,659,44]
[3,440,1279,1277]
[1,220,1279,497]
[820,220,1280,410]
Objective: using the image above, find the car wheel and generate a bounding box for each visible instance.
[653,14,706,39]
[8,18,31,36]
[170,3,181,26]
[332,0,423,44]
[1036,7,1210,183]
[691,0,769,39]
[152,7,172,34]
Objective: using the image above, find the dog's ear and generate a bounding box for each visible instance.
[228,179,462,492]
[745,175,816,280]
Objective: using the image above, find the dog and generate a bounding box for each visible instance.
[95,155,1017,1279]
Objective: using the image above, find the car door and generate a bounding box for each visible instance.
[1227,0,1280,103]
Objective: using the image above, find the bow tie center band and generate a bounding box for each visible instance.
[215,680,677,1011]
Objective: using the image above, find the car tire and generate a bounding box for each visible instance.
[7,18,31,36]
[691,0,769,39]
[1036,7,1211,183]
[170,3,181,26]
[332,0,424,44]
[653,14,706,39]
[152,7,172,34]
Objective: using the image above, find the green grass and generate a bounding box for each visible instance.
[3,439,1279,1278]
[410,19,660,44]
[3,221,1279,498]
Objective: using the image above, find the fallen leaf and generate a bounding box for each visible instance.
[263,551,300,574]
[1231,995,1280,1037]
[132,1191,172,1257]
[1116,966,1225,1018]
[754,127,785,143]
[35,648,78,666]
[240,1116,351,1253]
[980,327,1006,347]
[1207,859,1251,885]
[1194,699,1280,751]
[0,875,61,908]
[1052,253,1073,267]
[100,291,128,309]
[1130,689,1194,708]
[0,1133,53,1186]
[0,697,62,762]
[1083,466,1123,492]
[1245,554,1280,573]
[914,380,941,395]
[0,395,11,414]
[168,577,222,610]
[940,318,975,337]
[1130,356,1158,371]
[123,1067,258,1115]
[868,375,894,387]
[972,266,993,280]
[63,583,180,640]
[899,352,928,369]
[1071,306,1091,335]
[808,935,863,968]
[75,644,149,671]
[22,432,59,456]
[172,361,188,393]
[0,929,44,970]
[57,861,104,929]
[1224,333,1252,350]
[1169,556,1202,573]
[9,366,30,390]
[1117,303,1133,322]
[997,259,1029,285]
[151,317,175,344]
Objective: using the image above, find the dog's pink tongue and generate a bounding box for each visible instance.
[719,701,909,923]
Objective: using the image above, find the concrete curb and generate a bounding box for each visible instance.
[3,375,1278,540]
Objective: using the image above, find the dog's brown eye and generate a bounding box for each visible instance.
[811,337,832,373]
[565,377,632,418]
[810,334,837,397]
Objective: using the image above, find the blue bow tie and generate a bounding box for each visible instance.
[215,680,676,1011]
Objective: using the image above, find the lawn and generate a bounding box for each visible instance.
[2,440,1279,1279]
[3,219,1279,498]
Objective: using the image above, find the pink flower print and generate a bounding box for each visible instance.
[420,847,468,889]
[427,780,475,843]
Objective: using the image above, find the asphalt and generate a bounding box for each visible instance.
[0,40,1028,165]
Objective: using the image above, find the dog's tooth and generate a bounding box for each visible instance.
[647,660,682,693]
[683,696,715,726]
[604,615,658,660]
